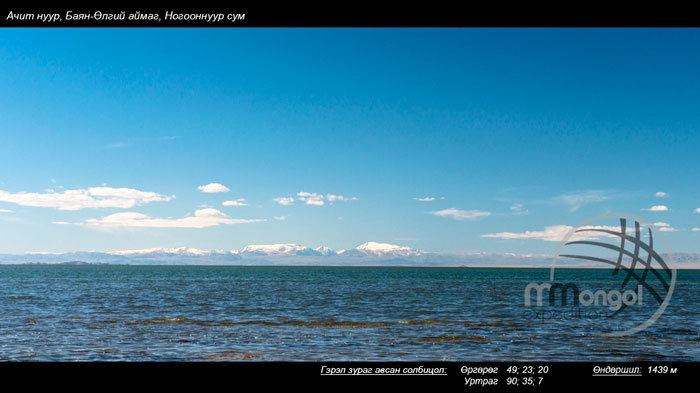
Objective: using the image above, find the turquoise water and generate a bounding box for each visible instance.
[0,266,698,361]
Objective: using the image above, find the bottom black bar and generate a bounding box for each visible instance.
[1,362,696,390]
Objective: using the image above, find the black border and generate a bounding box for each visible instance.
[2,361,697,390]
[0,5,698,27]
[1,6,698,391]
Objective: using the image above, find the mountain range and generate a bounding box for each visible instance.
[1,241,699,268]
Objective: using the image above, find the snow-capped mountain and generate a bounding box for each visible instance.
[340,241,424,257]
[313,246,336,256]
[237,244,329,256]
[234,242,422,257]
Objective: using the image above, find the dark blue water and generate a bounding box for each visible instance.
[0,266,697,361]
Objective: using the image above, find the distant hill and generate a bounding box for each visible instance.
[2,243,698,268]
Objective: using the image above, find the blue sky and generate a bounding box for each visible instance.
[1,28,699,254]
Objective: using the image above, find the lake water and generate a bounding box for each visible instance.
[0,266,698,361]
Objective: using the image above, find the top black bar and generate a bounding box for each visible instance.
[0,6,698,27]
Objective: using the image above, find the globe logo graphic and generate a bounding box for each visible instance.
[550,213,676,337]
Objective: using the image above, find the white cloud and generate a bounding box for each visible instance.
[692,228,700,232]
[0,209,12,213]
[297,192,325,206]
[273,197,295,206]
[655,192,669,198]
[326,194,357,202]
[222,198,247,207]
[413,197,435,202]
[274,192,357,206]
[552,190,610,212]
[509,203,530,216]
[430,208,491,221]
[273,216,287,221]
[483,225,577,242]
[197,183,230,193]
[106,141,130,149]
[0,187,173,210]
[481,222,685,242]
[643,205,669,212]
[652,222,678,232]
[482,225,632,242]
[694,208,700,214]
[64,208,265,229]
